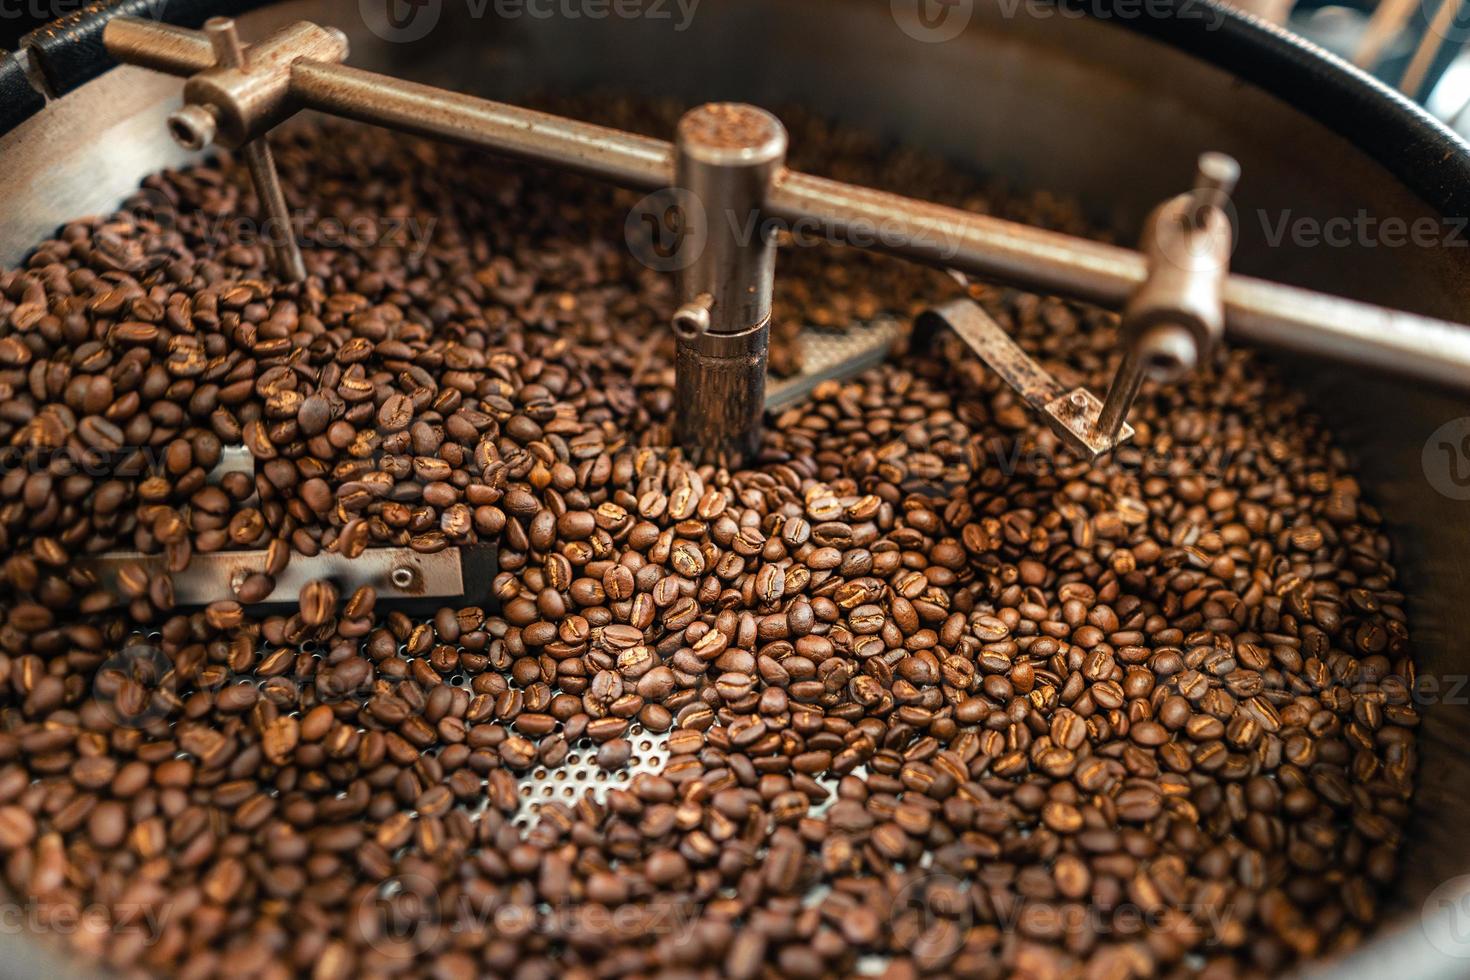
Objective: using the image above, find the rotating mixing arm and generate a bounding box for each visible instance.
[915,154,1237,458]
[102,15,1470,466]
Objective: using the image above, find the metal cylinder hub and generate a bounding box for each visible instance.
[671,103,788,467]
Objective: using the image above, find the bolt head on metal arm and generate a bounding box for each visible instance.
[1096,152,1239,442]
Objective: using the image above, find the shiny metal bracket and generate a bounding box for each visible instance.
[916,298,1133,458]
[102,14,1470,465]
[80,544,498,609]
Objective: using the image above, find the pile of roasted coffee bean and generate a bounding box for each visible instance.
[0,101,1416,979]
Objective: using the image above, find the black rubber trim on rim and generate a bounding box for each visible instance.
[19,0,271,99]
[0,52,46,134]
[1077,0,1470,220]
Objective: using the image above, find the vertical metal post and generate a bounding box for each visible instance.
[1095,324,1195,441]
[672,103,787,467]
[205,18,307,283]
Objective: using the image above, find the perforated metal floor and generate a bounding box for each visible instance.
[513,723,672,827]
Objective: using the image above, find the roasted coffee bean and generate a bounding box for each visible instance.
[0,806,36,849]
[596,738,632,770]
[300,579,339,626]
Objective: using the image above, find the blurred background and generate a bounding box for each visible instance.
[9,0,1470,131]
[13,0,1470,134]
[1231,0,1470,133]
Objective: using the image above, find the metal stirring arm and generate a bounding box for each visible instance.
[916,298,1135,457]
[102,15,1470,462]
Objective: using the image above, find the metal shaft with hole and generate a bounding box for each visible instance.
[103,17,1470,401]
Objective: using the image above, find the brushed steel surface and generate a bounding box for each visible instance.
[671,102,785,463]
[80,546,472,606]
